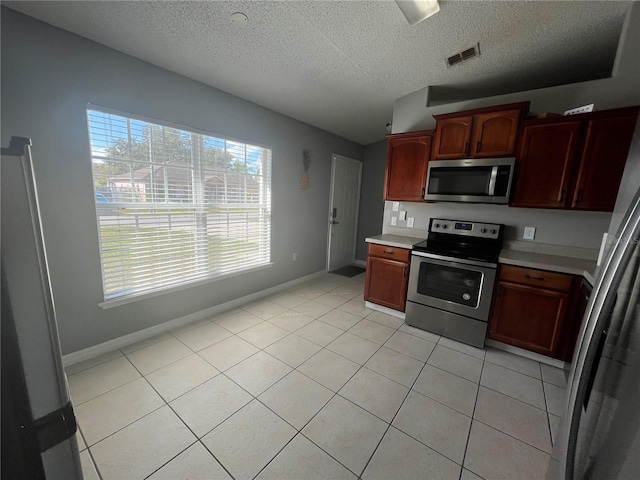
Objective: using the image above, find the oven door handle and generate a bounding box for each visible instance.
[411,250,498,269]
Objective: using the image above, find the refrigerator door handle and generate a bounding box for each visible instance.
[582,329,607,409]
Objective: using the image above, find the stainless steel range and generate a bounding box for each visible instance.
[405,218,504,348]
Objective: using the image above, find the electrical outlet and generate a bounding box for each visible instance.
[399,210,407,221]
[407,217,415,228]
[292,253,297,261]
[392,202,400,212]
[523,227,536,240]
[391,216,398,226]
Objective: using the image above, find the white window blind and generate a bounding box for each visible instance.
[87,108,272,301]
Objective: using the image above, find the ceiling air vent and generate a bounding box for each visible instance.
[446,43,480,67]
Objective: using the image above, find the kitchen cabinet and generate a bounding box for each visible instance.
[571,112,638,211]
[432,102,529,160]
[365,244,410,312]
[511,120,582,208]
[512,106,639,212]
[488,265,579,359]
[384,131,432,201]
[557,278,592,362]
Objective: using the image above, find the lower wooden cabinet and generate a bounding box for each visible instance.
[364,244,410,312]
[488,265,580,359]
[557,278,592,362]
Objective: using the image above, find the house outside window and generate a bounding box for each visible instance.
[87,107,272,301]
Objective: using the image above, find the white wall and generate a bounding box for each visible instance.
[0,8,363,354]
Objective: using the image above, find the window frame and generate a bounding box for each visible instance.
[86,104,273,304]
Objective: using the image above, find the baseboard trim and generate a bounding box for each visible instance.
[484,339,567,369]
[63,270,327,367]
[353,259,367,268]
[365,301,405,320]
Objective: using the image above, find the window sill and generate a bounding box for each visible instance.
[98,263,274,309]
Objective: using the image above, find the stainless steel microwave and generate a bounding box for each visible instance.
[425,157,516,204]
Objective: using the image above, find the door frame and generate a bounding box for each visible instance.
[326,154,363,272]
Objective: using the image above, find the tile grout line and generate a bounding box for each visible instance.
[459,356,483,480]
[260,316,394,478]
[247,281,372,478]
[173,300,368,477]
[72,275,365,478]
[82,354,171,479]
[357,336,444,478]
[103,349,248,480]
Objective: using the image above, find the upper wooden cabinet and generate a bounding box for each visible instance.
[384,131,432,201]
[571,113,638,211]
[511,120,582,208]
[431,116,473,159]
[432,102,529,160]
[512,107,639,212]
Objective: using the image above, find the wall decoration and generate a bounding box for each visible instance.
[300,149,311,190]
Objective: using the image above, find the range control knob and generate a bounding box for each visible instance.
[462,293,471,301]
[442,224,448,229]
[434,223,440,229]
[490,229,497,235]
[480,228,487,234]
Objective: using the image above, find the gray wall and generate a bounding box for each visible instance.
[355,140,387,261]
[1,8,363,354]
[608,117,640,241]
[383,202,611,250]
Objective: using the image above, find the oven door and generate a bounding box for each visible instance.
[407,252,497,321]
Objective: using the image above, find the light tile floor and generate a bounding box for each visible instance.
[70,273,567,480]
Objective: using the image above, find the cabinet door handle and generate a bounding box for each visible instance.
[464,141,469,156]
[404,265,408,277]
[476,140,481,153]
[525,274,545,281]
[576,189,583,203]
[421,187,425,198]
[559,189,565,203]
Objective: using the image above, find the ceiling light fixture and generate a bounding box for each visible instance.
[395,0,440,26]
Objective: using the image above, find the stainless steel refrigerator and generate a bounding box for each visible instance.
[1,137,82,478]
[549,121,640,479]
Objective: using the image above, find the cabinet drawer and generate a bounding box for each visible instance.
[499,265,573,292]
[368,244,411,262]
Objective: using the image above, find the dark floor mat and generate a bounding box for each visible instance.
[330,265,366,277]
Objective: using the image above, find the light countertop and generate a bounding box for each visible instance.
[366,234,598,284]
[365,234,424,250]
[499,249,597,285]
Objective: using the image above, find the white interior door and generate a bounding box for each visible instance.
[327,154,362,271]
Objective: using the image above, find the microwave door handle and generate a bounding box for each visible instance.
[488,166,498,195]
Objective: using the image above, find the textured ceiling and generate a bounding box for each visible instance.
[4,1,631,145]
